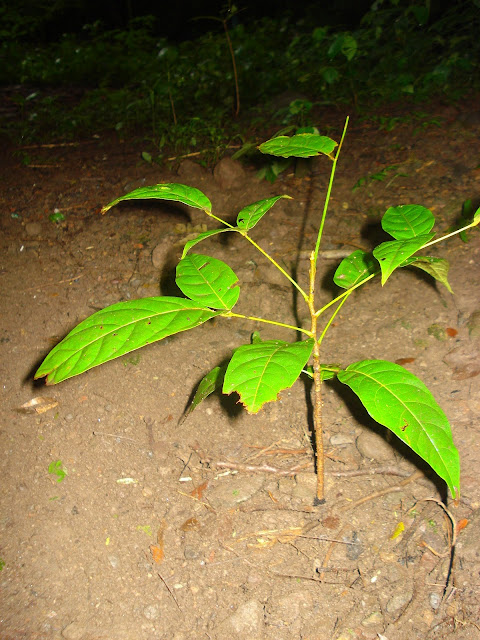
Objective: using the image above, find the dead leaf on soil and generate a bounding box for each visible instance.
[150,519,167,564]
[322,515,341,530]
[190,481,208,500]
[238,526,304,549]
[17,396,58,414]
[455,518,469,534]
[395,357,416,365]
[180,517,200,532]
[150,544,164,564]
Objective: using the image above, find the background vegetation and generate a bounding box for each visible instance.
[1,0,479,153]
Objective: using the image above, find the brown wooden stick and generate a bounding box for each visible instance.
[157,572,182,611]
[331,466,412,479]
[339,469,424,512]
[214,460,312,476]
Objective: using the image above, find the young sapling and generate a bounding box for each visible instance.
[35,120,478,503]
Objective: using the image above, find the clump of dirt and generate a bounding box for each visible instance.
[1,100,480,640]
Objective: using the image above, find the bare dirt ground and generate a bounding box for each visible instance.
[1,99,480,640]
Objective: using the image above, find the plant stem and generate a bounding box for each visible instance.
[308,251,325,503]
[317,293,350,346]
[308,118,350,504]
[204,211,236,228]
[223,311,312,336]
[313,117,349,263]
[222,18,240,117]
[167,71,177,126]
[243,233,310,303]
[422,219,479,248]
[315,272,377,317]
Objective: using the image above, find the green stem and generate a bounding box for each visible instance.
[317,293,351,346]
[313,117,349,263]
[200,215,309,304]
[204,210,236,228]
[222,18,240,117]
[243,233,310,303]
[422,219,479,248]
[315,272,377,317]
[223,311,313,337]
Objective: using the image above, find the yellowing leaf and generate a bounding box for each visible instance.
[390,521,405,540]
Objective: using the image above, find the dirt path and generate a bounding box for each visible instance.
[1,100,480,640]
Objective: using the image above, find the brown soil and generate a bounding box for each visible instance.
[1,100,480,640]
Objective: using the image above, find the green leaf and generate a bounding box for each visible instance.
[102,183,211,214]
[341,34,357,61]
[236,195,292,231]
[407,256,453,293]
[223,339,314,413]
[181,228,233,258]
[337,360,460,498]
[382,205,435,240]
[328,34,357,61]
[231,142,257,160]
[373,234,434,285]
[176,254,240,310]
[473,206,480,225]
[183,365,226,420]
[321,67,339,84]
[333,250,379,289]
[35,297,219,384]
[258,134,337,159]
[48,460,66,482]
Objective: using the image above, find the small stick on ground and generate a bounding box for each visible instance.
[21,141,96,149]
[330,465,413,479]
[339,469,424,512]
[157,572,182,612]
[214,460,312,476]
[243,438,284,462]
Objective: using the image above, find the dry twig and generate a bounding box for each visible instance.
[214,460,313,476]
[157,572,182,612]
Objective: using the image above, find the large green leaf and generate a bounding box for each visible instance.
[102,183,211,214]
[382,205,435,240]
[35,298,219,384]
[337,360,460,498]
[181,229,233,258]
[258,134,337,159]
[333,250,378,289]
[176,254,240,310]
[373,234,434,285]
[236,196,291,231]
[223,339,314,413]
[407,256,453,293]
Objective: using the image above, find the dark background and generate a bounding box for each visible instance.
[2,0,461,42]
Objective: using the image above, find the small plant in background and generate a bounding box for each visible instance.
[48,460,67,482]
[3,1,479,147]
[352,164,408,191]
[194,2,242,117]
[35,122,479,503]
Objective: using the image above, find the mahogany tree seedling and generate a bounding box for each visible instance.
[36,121,478,502]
